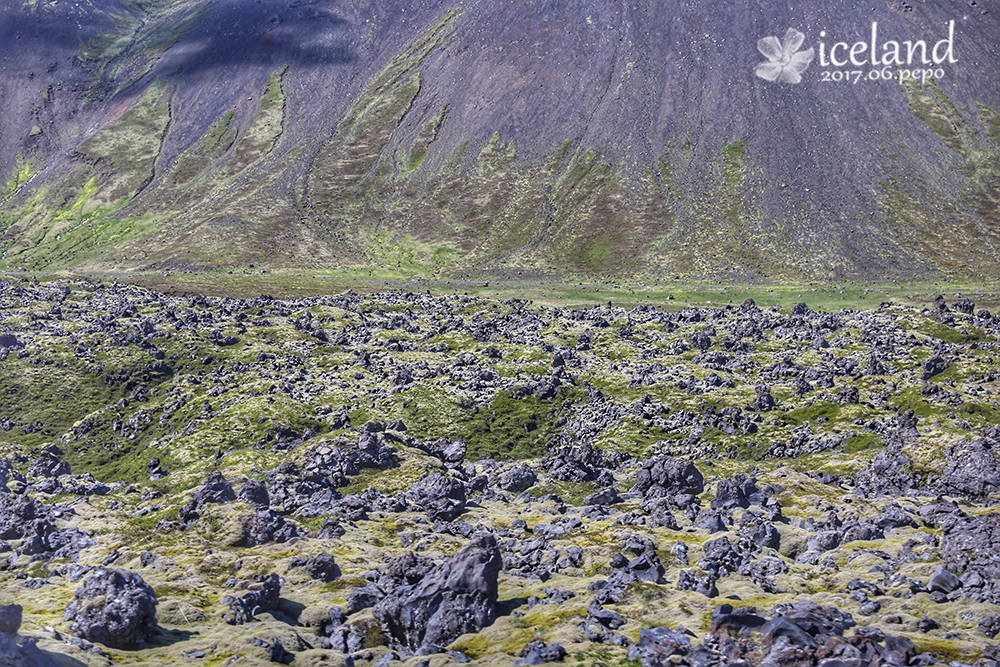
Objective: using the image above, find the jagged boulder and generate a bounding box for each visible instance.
[936,433,1000,498]
[633,456,704,498]
[676,569,718,598]
[737,510,780,550]
[237,479,270,509]
[629,627,691,667]
[304,425,395,486]
[0,604,27,667]
[708,600,859,665]
[0,605,20,635]
[766,600,856,642]
[62,568,158,649]
[711,473,761,510]
[193,471,236,505]
[853,436,920,497]
[0,494,93,559]
[303,554,341,583]
[752,384,776,411]
[941,513,1000,604]
[609,535,665,586]
[498,463,538,493]
[542,445,614,486]
[922,355,948,380]
[698,536,744,578]
[693,509,726,533]
[315,518,346,540]
[222,573,282,625]
[0,459,24,493]
[979,614,1000,639]
[0,334,22,350]
[28,446,70,479]
[517,639,566,666]
[373,533,502,652]
[346,582,386,614]
[406,473,467,521]
[378,552,436,590]
[237,510,304,547]
[422,437,467,465]
[0,495,46,540]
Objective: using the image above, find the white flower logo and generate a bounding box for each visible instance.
[755,28,815,84]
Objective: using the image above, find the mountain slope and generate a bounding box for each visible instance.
[1,0,999,281]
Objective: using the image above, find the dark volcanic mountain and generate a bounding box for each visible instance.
[0,0,998,281]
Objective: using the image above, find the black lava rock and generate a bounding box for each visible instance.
[222,573,282,625]
[62,568,158,649]
[373,533,502,652]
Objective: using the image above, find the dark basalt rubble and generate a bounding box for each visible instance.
[222,573,283,625]
[61,568,158,649]
[373,533,503,654]
[0,492,93,560]
[0,281,998,665]
[1,603,76,667]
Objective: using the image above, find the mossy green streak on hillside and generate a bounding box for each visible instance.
[79,0,203,61]
[221,68,287,178]
[78,0,205,102]
[74,83,171,202]
[310,71,423,241]
[165,109,237,188]
[46,67,288,274]
[2,155,37,201]
[302,9,682,279]
[136,67,287,219]
[307,7,459,260]
[0,84,170,269]
[403,105,448,174]
[980,103,1000,146]
[891,81,1000,271]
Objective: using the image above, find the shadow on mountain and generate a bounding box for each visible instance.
[0,1,357,73]
[153,0,358,78]
[0,12,112,58]
[161,32,357,79]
